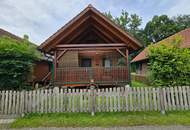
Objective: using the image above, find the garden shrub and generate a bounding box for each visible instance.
[148,35,190,87]
[0,36,41,90]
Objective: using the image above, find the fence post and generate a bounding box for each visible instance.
[90,85,95,116]
[159,87,165,114]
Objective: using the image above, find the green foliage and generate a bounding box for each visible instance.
[117,57,127,66]
[144,15,190,46]
[104,10,145,45]
[0,36,41,90]
[148,36,190,87]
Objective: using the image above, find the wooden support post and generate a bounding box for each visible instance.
[54,51,57,81]
[125,49,131,86]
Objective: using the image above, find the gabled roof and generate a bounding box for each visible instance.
[39,4,142,53]
[0,28,23,41]
[132,28,190,63]
[0,28,38,47]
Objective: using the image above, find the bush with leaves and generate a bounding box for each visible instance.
[0,36,41,90]
[148,36,190,87]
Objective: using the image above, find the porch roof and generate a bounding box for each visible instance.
[39,4,142,53]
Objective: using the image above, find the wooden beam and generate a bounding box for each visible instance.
[125,49,131,85]
[116,48,127,59]
[92,15,137,49]
[54,51,57,81]
[57,47,126,51]
[57,50,67,61]
[56,43,127,48]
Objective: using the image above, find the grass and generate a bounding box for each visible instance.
[132,80,148,87]
[11,111,190,128]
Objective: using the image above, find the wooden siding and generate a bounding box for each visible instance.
[58,51,79,67]
[32,61,51,82]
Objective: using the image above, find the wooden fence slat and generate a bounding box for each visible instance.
[4,91,9,114]
[133,87,136,111]
[174,87,180,110]
[129,87,133,111]
[149,88,153,111]
[44,89,48,113]
[72,89,75,112]
[117,87,120,112]
[145,87,149,111]
[166,87,171,111]
[1,91,5,114]
[182,86,188,110]
[8,90,12,114]
[109,88,113,112]
[163,88,168,111]
[106,88,109,112]
[156,88,161,111]
[152,88,157,111]
[178,86,184,110]
[16,91,20,114]
[141,87,145,111]
[186,86,190,109]
[12,91,16,114]
[137,87,141,111]
[113,87,117,112]
[170,87,176,111]
[125,87,129,112]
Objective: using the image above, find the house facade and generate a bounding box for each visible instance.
[132,28,190,76]
[39,5,142,87]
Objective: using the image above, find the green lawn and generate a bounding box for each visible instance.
[132,80,148,87]
[11,111,190,128]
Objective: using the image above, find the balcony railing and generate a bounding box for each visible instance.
[56,66,128,85]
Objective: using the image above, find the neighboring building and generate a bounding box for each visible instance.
[0,28,51,86]
[39,5,142,87]
[132,28,190,75]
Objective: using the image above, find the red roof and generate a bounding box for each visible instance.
[132,28,190,63]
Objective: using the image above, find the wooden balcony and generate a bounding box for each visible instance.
[56,66,128,86]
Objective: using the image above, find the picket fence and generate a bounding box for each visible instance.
[0,86,190,115]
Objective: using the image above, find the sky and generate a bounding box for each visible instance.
[0,0,190,45]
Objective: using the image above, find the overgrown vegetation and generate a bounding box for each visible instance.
[11,111,190,128]
[0,36,41,90]
[148,36,190,87]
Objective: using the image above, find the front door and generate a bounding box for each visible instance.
[81,58,92,67]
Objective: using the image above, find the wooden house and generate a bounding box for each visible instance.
[132,28,190,76]
[39,5,142,87]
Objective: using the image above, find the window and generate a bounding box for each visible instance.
[81,58,92,67]
[103,58,112,67]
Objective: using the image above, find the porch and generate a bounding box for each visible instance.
[56,66,128,86]
[53,43,130,87]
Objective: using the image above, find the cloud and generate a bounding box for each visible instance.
[0,0,190,45]
[166,0,190,16]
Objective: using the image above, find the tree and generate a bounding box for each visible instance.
[0,36,41,90]
[144,15,179,44]
[173,15,190,30]
[148,35,190,87]
[104,10,145,45]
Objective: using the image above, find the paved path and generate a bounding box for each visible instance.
[1,126,190,130]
